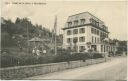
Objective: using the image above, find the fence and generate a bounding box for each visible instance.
[0,58,106,80]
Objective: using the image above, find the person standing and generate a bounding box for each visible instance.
[32,48,36,55]
[36,49,40,56]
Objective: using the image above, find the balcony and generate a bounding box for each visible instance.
[90,23,109,33]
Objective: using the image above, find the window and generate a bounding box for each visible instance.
[100,32,103,37]
[67,47,71,50]
[73,46,78,52]
[106,34,108,38]
[67,38,72,43]
[94,29,96,34]
[67,30,72,35]
[92,36,94,43]
[90,18,96,25]
[91,45,97,51]
[92,28,99,35]
[96,22,99,27]
[74,20,78,26]
[104,33,108,38]
[90,18,99,27]
[73,37,78,43]
[79,46,85,52]
[95,37,97,43]
[80,19,85,25]
[101,45,103,52]
[91,28,94,33]
[67,22,72,27]
[103,33,106,37]
[90,18,93,23]
[79,28,85,33]
[97,30,99,35]
[97,38,99,43]
[104,45,106,52]
[79,36,85,42]
[106,46,109,52]
[73,29,78,34]
[91,28,97,34]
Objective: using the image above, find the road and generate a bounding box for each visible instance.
[26,56,127,80]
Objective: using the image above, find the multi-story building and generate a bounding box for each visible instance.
[62,12,116,54]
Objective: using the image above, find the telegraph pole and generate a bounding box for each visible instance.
[54,15,57,55]
[27,21,29,54]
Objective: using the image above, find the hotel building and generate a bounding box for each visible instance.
[62,12,116,54]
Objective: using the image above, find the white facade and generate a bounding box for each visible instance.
[63,12,116,54]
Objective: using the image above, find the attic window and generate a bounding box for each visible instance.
[80,19,85,25]
[74,20,78,26]
[67,22,72,27]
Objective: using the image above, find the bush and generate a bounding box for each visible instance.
[1,52,19,68]
[92,53,103,59]
[53,49,71,62]
[0,47,104,68]
[70,53,90,61]
[53,52,91,62]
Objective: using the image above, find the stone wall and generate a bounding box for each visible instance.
[0,58,105,80]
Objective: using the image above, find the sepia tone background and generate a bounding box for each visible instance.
[1,0,127,40]
[1,0,127,80]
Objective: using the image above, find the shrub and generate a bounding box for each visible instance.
[92,53,103,59]
[0,47,104,68]
[53,49,71,62]
[70,53,90,61]
[1,52,19,68]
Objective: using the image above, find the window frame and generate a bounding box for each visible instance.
[67,22,72,27]
[73,37,78,43]
[79,36,85,42]
[74,20,78,26]
[80,19,85,25]
[79,28,85,33]
[67,38,72,43]
[67,30,72,35]
[73,29,78,34]
[92,36,94,43]
[79,46,85,52]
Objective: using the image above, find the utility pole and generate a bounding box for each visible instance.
[54,15,57,55]
[27,21,29,54]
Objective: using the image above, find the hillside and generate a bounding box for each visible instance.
[2,17,61,47]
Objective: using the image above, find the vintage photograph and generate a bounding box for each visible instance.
[0,0,127,80]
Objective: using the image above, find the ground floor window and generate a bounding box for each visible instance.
[73,46,78,52]
[104,45,105,52]
[79,46,85,52]
[106,46,109,52]
[91,45,97,51]
[67,46,71,50]
[101,45,103,52]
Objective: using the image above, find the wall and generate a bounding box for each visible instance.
[0,58,106,80]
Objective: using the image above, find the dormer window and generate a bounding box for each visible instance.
[67,22,72,27]
[90,18,95,25]
[80,19,85,25]
[90,18,99,27]
[102,25,106,29]
[96,22,99,27]
[74,20,78,26]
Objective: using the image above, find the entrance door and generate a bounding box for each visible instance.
[91,45,97,52]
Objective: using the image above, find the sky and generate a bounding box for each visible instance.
[1,0,127,40]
